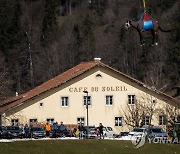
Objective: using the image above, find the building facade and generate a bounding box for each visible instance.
[0,59,179,133]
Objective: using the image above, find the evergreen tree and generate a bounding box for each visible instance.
[0,0,23,60]
[81,14,95,61]
[89,0,108,16]
[41,0,58,46]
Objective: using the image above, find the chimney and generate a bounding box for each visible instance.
[16,92,18,96]
[94,58,101,61]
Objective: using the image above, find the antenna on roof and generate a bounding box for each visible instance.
[94,58,101,61]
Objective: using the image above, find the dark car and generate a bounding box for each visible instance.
[55,125,71,137]
[4,126,23,139]
[115,131,129,138]
[31,127,46,139]
[120,132,129,137]
[0,126,6,139]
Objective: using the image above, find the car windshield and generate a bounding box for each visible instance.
[32,127,44,131]
[0,126,5,131]
[151,128,163,133]
[6,126,20,130]
[132,128,144,132]
[107,127,113,131]
[121,132,129,136]
[57,126,67,131]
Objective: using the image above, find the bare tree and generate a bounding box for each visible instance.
[121,100,144,128]
[121,93,160,128]
[166,104,180,127]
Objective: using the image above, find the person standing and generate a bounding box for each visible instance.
[29,123,33,138]
[78,123,84,139]
[52,122,58,138]
[44,122,51,137]
[98,123,104,139]
[59,121,65,137]
[24,124,30,138]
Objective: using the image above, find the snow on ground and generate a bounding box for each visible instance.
[0,137,130,142]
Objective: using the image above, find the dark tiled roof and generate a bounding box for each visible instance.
[0,60,179,113]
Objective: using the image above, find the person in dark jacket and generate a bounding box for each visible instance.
[98,123,104,139]
[78,123,84,139]
[52,122,58,138]
[24,124,30,138]
[59,121,65,137]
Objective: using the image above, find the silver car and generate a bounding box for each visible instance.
[149,126,168,139]
[31,127,46,138]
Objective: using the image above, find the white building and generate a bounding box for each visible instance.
[0,59,179,133]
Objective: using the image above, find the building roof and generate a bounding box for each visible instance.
[0,60,179,114]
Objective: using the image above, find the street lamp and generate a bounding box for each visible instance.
[83,90,89,139]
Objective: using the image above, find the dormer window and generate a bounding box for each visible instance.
[96,74,102,78]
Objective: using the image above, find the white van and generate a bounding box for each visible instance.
[103,126,115,138]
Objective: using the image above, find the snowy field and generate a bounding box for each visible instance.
[0,136,130,143]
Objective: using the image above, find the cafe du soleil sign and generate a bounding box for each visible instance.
[69,86,127,92]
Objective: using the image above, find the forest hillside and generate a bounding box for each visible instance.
[0,0,179,101]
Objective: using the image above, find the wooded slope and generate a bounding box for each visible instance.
[0,0,179,100]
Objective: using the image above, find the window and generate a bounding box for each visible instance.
[159,115,167,125]
[83,96,91,106]
[77,117,85,124]
[115,117,123,126]
[106,95,113,105]
[61,97,69,107]
[142,116,150,125]
[29,119,37,124]
[128,95,136,104]
[11,119,19,126]
[96,74,102,78]
[46,118,54,124]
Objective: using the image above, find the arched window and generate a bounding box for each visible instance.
[96,74,102,78]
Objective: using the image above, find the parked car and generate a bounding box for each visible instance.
[55,125,71,137]
[147,126,168,139]
[129,126,168,140]
[31,127,46,139]
[4,126,23,139]
[0,126,6,139]
[115,131,129,138]
[103,126,115,138]
[128,127,147,137]
[141,125,168,139]
[83,126,97,139]
[76,126,96,139]
[120,131,129,137]
[92,126,115,138]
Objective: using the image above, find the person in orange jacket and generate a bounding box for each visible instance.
[44,122,51,137]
